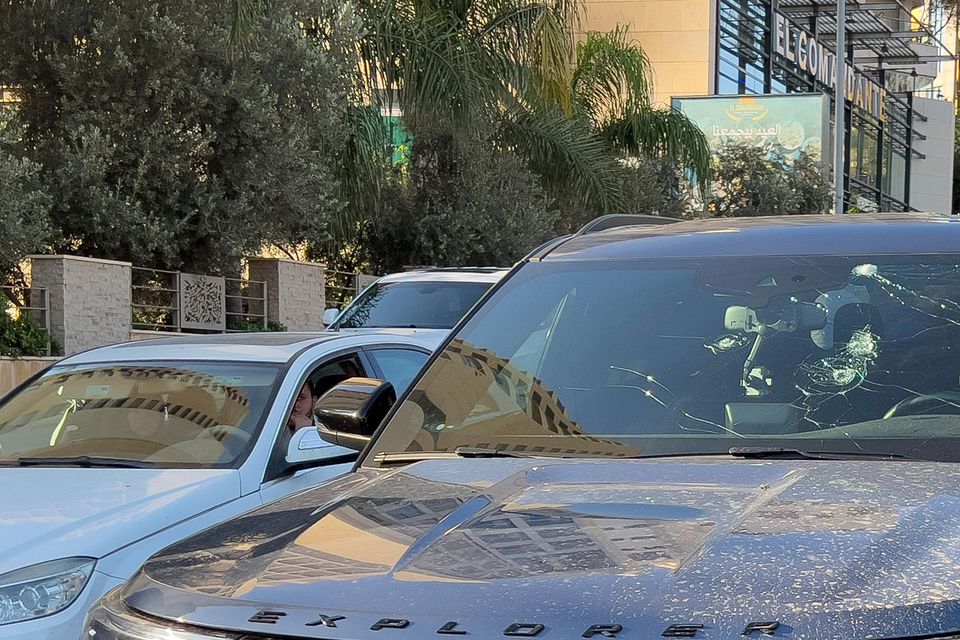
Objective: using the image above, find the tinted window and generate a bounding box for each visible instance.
[336,282,491,329]
[369,349,429,393]
[368,257,960,463]
[0,363,279,467]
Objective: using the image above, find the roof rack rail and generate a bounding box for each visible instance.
[575,214,682,236]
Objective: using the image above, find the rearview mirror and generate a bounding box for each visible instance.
[322,308,340,327]
[315,378,396,451]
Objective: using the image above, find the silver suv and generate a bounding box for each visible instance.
[325,267,508,330]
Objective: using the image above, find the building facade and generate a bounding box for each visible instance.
[583,0,956,213]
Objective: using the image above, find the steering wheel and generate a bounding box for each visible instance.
[196,425,252,458]
[884,391,960,419]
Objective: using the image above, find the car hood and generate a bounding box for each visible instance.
[0,468,240,575]
[125,458,960,640]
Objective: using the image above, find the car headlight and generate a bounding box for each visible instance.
[0,557,95,625]
[86,585,241,639]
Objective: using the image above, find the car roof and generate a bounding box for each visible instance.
[59,329,447,366]
[542,213,960,261]
[375,267,509,285]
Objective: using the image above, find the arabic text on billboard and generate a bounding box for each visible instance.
[673,94,828,164]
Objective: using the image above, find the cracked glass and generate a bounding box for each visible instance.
[368,256,960,462]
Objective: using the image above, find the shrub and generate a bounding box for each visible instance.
[0,307,52,357]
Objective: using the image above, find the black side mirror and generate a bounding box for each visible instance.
[314,377,396,451]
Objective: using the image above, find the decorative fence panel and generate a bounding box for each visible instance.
[132,268,265,334]
[179,273,226,331]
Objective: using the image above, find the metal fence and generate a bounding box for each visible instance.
[1,286,51,355]
[131,268,267,333]
[324,270,377,312]
[225,277,268,332]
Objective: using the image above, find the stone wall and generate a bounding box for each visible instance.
[248,258,326,331]
[30,255,133,356]
[20,256,325,359]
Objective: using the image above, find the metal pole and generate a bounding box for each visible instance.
[833,0,846,214]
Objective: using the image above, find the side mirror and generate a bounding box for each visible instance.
[322,308,340,327]
[315,377,396,451]
[285,427,356,472]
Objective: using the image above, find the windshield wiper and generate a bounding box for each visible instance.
[728,446,910,461]
[374,447,595,465]
[16,456,157,468]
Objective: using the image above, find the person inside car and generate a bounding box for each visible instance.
[287,381,317,431]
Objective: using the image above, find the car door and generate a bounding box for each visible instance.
[256,349,376,503]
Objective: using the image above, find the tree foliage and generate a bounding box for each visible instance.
[1,0,353,274]
[572,28,710,187]
[706,145,831,217]
[364,133,558,272]
[0,119,51,278]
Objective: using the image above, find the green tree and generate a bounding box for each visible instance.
[365,136,558,272]
[1,0,353,274]
[568,28,709,185]
[706,145,831,217]
[0,119,51,279]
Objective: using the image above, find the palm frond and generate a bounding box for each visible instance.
[332,105,390,248]
[502,106,625,211]
[229,0,264,50]
[356,3,498,135]
[602,105,711,188]
[572,27,654,125]
[530,9,574,114]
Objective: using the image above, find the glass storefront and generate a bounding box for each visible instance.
[714,0,916,211]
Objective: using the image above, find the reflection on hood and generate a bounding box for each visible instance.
[128,458,960,640]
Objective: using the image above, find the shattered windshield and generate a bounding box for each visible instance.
[367,256,960,463]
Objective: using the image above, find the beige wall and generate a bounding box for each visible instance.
[30,255,133,356]
[248,258,326,332]
[0,357,58,397]
[581,0,713,106]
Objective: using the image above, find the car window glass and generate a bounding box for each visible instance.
[0,363,280,468]
[336,282,491,329]
[369,349,429,394]
[369,256,960,463]
[274,354,366,458]
[310,354,365,398]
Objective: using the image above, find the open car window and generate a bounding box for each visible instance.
[0,362,280,468]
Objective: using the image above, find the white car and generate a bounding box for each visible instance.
[0,329,443,639]
[324,267,509,330]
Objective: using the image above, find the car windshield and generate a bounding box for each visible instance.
[336,281,492,329]
[367,255,960,464]
[0,362,280,468]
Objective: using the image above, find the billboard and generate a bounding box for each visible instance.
[672,94,829,164]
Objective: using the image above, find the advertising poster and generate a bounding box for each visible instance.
[672,94,829,164]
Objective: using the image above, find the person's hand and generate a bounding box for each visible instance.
[287,413,313,430]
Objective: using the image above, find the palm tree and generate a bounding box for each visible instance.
[230,0,710,236]
[569,27,710,188]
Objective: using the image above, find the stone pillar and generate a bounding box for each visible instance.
[248,258,326,332]
[30,255,132,355]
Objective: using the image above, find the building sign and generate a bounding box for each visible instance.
[772,11,886,120]
[673,94,829,163]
